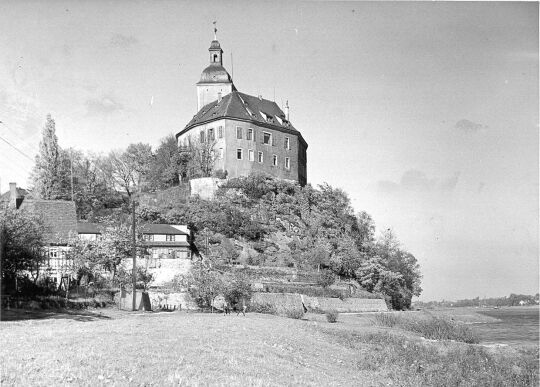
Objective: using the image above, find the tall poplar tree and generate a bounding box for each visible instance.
[32,114,63,199]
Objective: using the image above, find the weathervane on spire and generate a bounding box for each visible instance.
[213,21,217,40]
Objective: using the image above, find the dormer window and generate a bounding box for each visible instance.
[275,116,283,125]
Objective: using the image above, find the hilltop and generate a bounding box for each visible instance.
[138,173,422,310]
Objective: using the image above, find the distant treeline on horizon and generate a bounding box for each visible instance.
[414,293,539,308]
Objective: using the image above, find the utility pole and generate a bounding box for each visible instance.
[131,193,137,311]
[70,150,74,201]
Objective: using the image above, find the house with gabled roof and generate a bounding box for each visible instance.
[176,38,308,186]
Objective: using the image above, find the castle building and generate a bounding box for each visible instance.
[176,38,307,186]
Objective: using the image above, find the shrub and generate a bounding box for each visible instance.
[285,308,305,319]
[325,310,339,323]
[316,270,336,288]
[372,312,479,344]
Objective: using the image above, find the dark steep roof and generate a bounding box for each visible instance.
[77,222,102,234]
[141,224,189,235]
[0,187,28,202]
[19,200,77,244]
[179,92,306,147]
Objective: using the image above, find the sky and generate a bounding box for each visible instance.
[0,1,537,301]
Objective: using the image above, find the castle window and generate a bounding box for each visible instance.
[200,131,206,143]
[208,128,215,141]
[218,126,223,138]
[166,235,176,242]
[248,149,254,161]
[213,54,218,62]
[285,157,290,169]
[263,132,272,145]
[258,151,263,163]
[285,137,290,150]
[273,155,278,166]
[236,127,243,139]
[237,148,243,160]
[219,148,224,159]
[247,128,253,141]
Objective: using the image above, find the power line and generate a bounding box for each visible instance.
[0,120,39,155]
[0,134,34,161]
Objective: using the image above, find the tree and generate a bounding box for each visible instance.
[149,134,182,189]
[179,136,218,180]
[223,271,252,306]
[31,114,65,199]
[182,261,224,310]
[0,208,45,291]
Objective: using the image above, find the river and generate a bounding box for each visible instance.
[472,306,539,347]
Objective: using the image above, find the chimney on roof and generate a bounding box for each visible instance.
[218,92,222,102]
[9,182,16,208]
[258,95,263,100]
[285,100,290,121]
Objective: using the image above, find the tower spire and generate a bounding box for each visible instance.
[213,21,217,40]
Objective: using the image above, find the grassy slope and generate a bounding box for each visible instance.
[1,311,381,386]
[1,310,537,386]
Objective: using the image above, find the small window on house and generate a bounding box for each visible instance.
[285,157,290,169]
[208,128,214,141]
[248,149,254,161]
[200,131,206,143]
[143,234,154,242]
[236,126,243,139]
[258,151,263,163]
[273,155,278,166]
[237,148,243,160]
[247,128,253,141]
[218,126,224,138]
[166,235,175,242]
[263,132,272,145]
[285,137,290,150]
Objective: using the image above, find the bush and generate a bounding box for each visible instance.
[285,308,305,319]
[325,310,339,323]
[316,270,336,288]
[372,312,479,344]
[250,293,305,319]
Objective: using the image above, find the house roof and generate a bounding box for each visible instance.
[77,222,101,234]
[0,187,29,205]
[178,91,307,147]
[140,224,189,235]
[19,200,77,244]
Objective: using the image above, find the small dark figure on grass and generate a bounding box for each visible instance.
[223,302,230,315]
[233,300,247,316]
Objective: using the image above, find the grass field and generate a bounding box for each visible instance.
[1,308,538,386]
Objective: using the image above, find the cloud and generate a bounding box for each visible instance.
[110,33,139,48]
[455,119,488,133]
[85,95,123,116]
[377,169,460,193]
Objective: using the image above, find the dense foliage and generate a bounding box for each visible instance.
[0,208,45,290]
[141,172,422,310]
